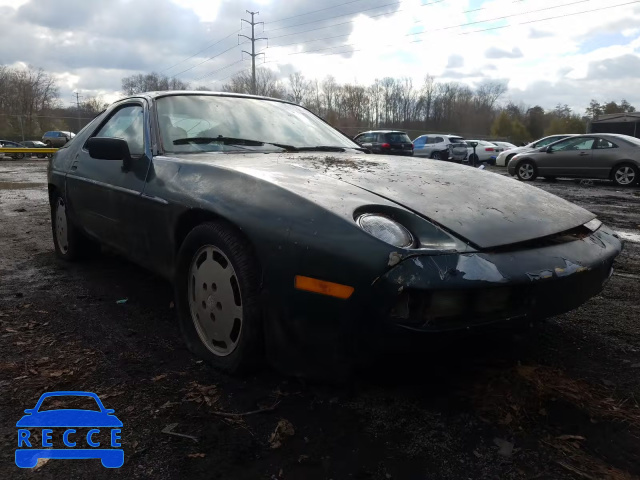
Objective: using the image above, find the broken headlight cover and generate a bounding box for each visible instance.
[584,218,602,232]
[357,214,414,248]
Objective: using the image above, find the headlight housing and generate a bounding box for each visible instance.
[357,214,414,248]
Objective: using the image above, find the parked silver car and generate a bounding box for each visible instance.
[413,134,468,161]
[507,134,640,186]
[496,134,576,167]
[42,131,75,147]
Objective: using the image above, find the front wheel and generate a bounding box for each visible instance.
[50,193,96,260]
[516,160,537,181]
[175,222,263,374]
[612,163,638,187]
[13,153,25,160]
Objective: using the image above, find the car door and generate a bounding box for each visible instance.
[537,137,594,176]
[65,102,151,253]
[413,136,427,157]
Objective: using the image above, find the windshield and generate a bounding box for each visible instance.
[157,95,360,154]
[37,395,101,412]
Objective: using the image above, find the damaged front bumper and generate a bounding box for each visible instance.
[372,225,622,332]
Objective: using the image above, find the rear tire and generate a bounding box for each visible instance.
[45,140,52,147]
[611,163,638,187]
[431,152,442,160]
[175,221,263,374]
[516,160,537,181]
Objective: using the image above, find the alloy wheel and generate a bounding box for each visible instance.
[55,198,69,254]
[518,163,534,180]
[188,245,243,356]
[615,166,636,185]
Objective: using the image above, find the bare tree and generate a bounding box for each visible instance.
[287,72,311,105]
[121,72,189,95]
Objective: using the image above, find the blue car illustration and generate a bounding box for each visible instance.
[16,391,123,468]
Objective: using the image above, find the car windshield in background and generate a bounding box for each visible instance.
[157,95,360,154]
[385,133,411,143]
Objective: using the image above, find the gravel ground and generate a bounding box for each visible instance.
[0,159,639,479]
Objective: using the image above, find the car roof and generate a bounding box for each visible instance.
[131,90,298,106]
[359,130,407,134]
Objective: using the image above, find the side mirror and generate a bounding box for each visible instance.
[86,137,131,161]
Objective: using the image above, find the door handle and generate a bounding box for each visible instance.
[71,161,78,170]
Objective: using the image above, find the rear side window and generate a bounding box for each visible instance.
[449,137,466,144]
[413,137,426,146]
[385,133,411,143]
[435,136,444,143]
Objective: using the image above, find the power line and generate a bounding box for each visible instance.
[264,0,408,35]
[204,0,639,85]
[161,29,240,74]
[266,0,368,25]
[258,0,640,68]
[194,59,245,82]
[268,0,587,49]
[170,43,246,78]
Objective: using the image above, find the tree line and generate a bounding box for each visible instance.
[0,64,636,144]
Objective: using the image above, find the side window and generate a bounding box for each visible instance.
[414,137,426,146]
[435,136,444,144]
[93,105,145,156]
[354,134,364,143]
[552,138,594,151]
[594,138,616,149]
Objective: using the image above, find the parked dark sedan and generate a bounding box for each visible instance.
[354,130,414,156]
[48,92,622,375]
[22,140,50,158]
[1,139,29,159]
[508,133,640,186]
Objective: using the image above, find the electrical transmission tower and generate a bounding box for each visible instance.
[239,11,267,95]
[73,91,83,133]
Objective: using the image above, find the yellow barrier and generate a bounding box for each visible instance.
[0,148,59,153]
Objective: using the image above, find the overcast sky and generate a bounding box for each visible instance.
[1,0,640,113]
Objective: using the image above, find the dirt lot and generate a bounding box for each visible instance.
[1,159,639,479]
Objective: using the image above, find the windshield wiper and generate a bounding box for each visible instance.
[172,137,366,153]
[172,136,295,151]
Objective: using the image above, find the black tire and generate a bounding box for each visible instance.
[544,176,557,182]
[50,193,96,261]
[515,160,538,181]
[12,153,25,160]
[611,163,639,187]
[37,153,45,159]
[45,140,52,147]
[175,221,263,374]
[431,151,442,160]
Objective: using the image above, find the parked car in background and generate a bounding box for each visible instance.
[496,134,576,167]
[508,133,640,186]
[0,139,28,159]
[42,131,75,147]
[465,140,504,164]
[492,141,518,150]
[413,134,468,161]
[48,91,622,376]
[354,130,413,156]
[21,140,49,158]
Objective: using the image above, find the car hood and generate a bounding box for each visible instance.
[501,146,532,156]
[173,152,595,249]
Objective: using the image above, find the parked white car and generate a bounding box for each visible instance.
[465,140,504,163]
[495,134,577,167]
[492,141,518,150]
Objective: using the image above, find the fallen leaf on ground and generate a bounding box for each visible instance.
[187,453,205,458]
[32,458,49,471]
[48,370,64,377]
[152,374,167,382]
[556,435,586,442]
[493,437,514,457]
[269,419,295,449]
